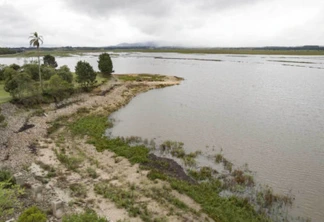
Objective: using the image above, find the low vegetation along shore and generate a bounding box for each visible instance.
[0,72,301,222]
[2,47,324,58]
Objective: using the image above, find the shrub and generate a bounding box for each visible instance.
[9,63,20,71]
[41,65,56,80]
[23,63,39,81]
[215,153,223,163]
[54,149,83,171]
[0,169,15,187]
[57,65,73,83]
[86,167,98,179]
[17,206,47,222]
[44,74,74,101]
[98,53,113,75]
[0,114,5,123]
[62,209,107,222]
[70,183,87,198]
[4,71,37,99]
[0,182,24,221]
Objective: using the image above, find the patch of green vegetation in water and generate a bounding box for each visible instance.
[69,114,271,221]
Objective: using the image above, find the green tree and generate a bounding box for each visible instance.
[0,64,6,81]
[29,32,43,90]
[57,65,73,83]
[3,67,18,89]
[98,53,113,75]
[43,54,58,68]
[17,206,47,222]
[75,61,96,89]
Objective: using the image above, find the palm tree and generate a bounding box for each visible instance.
[29,32,43,90]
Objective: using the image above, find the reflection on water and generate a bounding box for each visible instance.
[1,53,324,221]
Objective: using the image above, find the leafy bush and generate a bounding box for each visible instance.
[86,167,98,179]
[17,206,47,222]
[41,65,56,80]
[4,71,37,99]
[98,53,113,75]
[62,209,107,222]
[0,182,24,221]
[44,74,74,101]
[0,169,15,187]
[57,65,73,83]
[23,63,39,81]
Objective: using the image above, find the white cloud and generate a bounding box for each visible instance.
[0,0,323,47]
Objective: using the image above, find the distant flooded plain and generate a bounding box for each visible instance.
[1,53,324,221]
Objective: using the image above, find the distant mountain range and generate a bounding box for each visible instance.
[115,41,159,48]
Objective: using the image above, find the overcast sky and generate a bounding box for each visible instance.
[1,0,324,47]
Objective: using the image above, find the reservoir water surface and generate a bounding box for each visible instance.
[2,53,324,221]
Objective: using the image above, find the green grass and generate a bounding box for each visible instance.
[69,115,149,164]
[94,182,168,222]
[62,210,108,222]
[0,82,10,104]
[54,149,83,171]
[169,178,269,222]
[69,183,87,198]
[117,74,165,82]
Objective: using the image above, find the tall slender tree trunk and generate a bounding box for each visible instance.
[37,47,42,91]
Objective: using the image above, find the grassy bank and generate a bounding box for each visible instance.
[0,81,11,104]
[66,113,270,222]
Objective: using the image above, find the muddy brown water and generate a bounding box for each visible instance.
[1,53,324,221]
